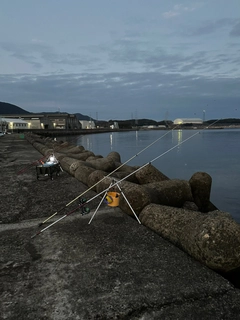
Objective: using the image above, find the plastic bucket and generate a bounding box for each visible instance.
[106,192,120,207]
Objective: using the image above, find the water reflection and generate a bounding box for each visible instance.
[171,129,183,143]
[171,129,183,154]
[86,137,92,151]
[76,136,93,151]
[177,130,183,143]
[135,130,139,146]
[110,133,113,150]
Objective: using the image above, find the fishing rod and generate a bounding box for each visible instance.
[31,198,90,238]
[38,125,180,227]
[31,120,220,238]
[17,154,48,175]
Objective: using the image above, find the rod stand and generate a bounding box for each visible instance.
[88,178,141,224]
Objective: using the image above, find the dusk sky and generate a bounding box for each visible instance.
[0,0,240,121]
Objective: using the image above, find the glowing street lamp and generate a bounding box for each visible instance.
[203,110,206,122]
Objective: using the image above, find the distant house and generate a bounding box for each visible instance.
[110,122,119,129]
[80,120,96,129]
[147,125,157,129]
[1,117,29,131]
[173,118,203,125]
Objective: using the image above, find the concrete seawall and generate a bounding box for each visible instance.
[26,133,240,275]
[1,133,240,319]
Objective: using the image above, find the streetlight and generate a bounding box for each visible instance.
[203,110,206,122]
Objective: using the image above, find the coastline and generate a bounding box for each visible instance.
[12,124,240,138]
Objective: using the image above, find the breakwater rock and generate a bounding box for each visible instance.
[26,133,240,275]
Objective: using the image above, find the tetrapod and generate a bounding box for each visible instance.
[88,178,141,224]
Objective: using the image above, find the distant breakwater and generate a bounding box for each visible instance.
[21,128,139,137]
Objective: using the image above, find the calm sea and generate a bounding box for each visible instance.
[63,129,240,224]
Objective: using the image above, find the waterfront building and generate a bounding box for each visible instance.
[1,113,81,130]
[79,120,96,129]
[173,118,203,125]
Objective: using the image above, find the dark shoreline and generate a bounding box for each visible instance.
[13,124,240,138]
[16,128,137,137]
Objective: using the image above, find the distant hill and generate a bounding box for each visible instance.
[74,113,96,121]
[0,101,31,115]
[2,101,239,126]
[0,102,95,120]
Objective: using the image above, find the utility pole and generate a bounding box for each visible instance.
[135,110,138,126]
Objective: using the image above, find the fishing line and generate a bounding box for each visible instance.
[38,125,180,226]
[31,131,199,238]
[32,119,220,238]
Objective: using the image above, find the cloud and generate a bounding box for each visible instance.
[230,20,240,36]
[185,18,236,36]
[31,38,45,44]
[0,41,101,71]
[0,41,51,69]
[163,11,180,19]
[0,71,239,120]
[107,37,240,77]
[163,3,198,19]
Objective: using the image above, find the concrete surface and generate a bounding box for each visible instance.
[1,134,240,320]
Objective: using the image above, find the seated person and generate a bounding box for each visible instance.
[43,154,58,166]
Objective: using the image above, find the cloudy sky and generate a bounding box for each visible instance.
[0,0,240,121]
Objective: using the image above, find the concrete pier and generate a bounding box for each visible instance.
[1,134,240,319]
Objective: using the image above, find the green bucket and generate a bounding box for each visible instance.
[19,134,25,139]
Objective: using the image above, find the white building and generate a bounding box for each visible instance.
[0,117,29,131]
[79,120,96,129]
[2,113,81,130]
[110,122,119,129]
[173,118,203,125]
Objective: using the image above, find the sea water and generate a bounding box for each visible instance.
[64,128,240,224]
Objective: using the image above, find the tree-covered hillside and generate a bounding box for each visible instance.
[0,101,30,114]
